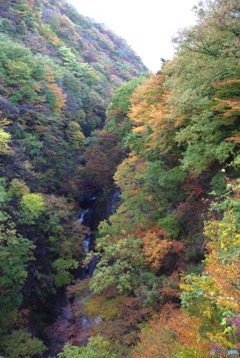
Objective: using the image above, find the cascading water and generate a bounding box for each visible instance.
[77,209,91,251]
[77,208,89,223]
[77,207,92,273]
[45,190,120,356]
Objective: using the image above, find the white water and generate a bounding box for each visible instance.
[77,208,89,223]
[77,209,92,267]
[81,316,102,328]
[83,235,91,253]
[51,192,118,354]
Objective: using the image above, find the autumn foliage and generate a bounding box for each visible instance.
[0,0,240,356]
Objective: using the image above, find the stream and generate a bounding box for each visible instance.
[43,188,120,356]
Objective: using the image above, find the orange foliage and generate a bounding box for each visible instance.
[142,230,171,269]
[132,304,210,358]
[33,125,49,134]
[128,74,173,153]
[140,228,185,271]
[214,98,240,117]
[182,172,204,198]
[225,136,240,143]
[44,33,62,46]
[46,70,66,112]
[161,272,182,298]
[205,250,240,312]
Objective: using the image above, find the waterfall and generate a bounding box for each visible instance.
[77,208,92,258]
[45,190,120,356]
[83,235,91,254]
[77,208,91,258]
[77,208,89,224]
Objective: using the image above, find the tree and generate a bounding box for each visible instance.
[128,74,175,155]
[66,121,85,149]
[131,304,210,358]
[83,129,123,188]
[0,183,35,332]
[20,193,45,223]
[59,336,117,358]
[0,328,46,358]
[52,258,79,287]
[105,75,147,142]
[0,128,12,155]
[180,181,240,351]
[87,233,146,295]
[164,0,240,173]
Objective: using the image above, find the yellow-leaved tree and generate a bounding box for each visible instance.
[180,180,240,353]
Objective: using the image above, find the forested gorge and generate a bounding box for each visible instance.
[0,0,239,357]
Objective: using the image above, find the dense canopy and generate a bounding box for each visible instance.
[0,0,239,357]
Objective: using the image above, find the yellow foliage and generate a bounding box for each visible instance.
[84,295,126,320]
[0,128,12,155]
[204,212,240,312]
[132,125,146,133]
[181,193,240,350]
[128,73,173,153]
[0,117,11,127]
[142,234,171,269]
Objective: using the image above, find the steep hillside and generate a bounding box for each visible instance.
[0,0,147,356]
[1,0,239,357]
[58,0,240,357]
[0,0,147,129]
[0,0,147,194]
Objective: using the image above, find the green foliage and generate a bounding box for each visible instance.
[0,185,35,327]
[59,46,98,84]
[66,121,85,149]
[1,0,240,356]
[0,0,147,355]
[180,184,240,350]
[0,328,46,358]
[0,39,35,91]
[8,179,30,197]
[158,215,181,239]
[52,258,79,287]
[105,76,148,143]
[175,111,236,172]
[107,76,147,115]
[114,154,163,225]
[88,234,145,294]
[59,336,117,358]
[0,19,16,35]
[210,172,227,196]
[20,193,45,223]
[23,133,43,157]
[164,0,240,172]
[0,180,10,204]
